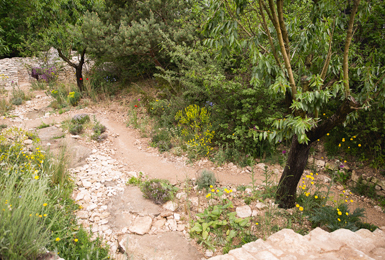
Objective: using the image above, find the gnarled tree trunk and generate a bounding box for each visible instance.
[57,48,87,92]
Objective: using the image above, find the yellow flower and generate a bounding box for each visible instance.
[311,182,314,185]
[342,138,345,142]
[210,185,213,188]
[296,204,299,207]
[74,239,78,242]
[44,214,47,217]
[317,139,320,141]
[338,211,342,215]
[327,133,330,136]
[350,200,353,202]
[211,189,215,192]
[230,190,233,193]
[323,113,325,116]
[34,176,39,180]
[315,195,318,199]
[310,172,313,176]
[256,222,259,225]
[358,144,361,147]
[206,193,211,198]
[43,203,47,207]
[344,160,347,163]
[55,237,60,242]
[299,207,304,211]
[353,136,356,138]
[346,212,349,216]
[338,143,341,147]
[338,218,341,222]
[39,215,42,218]
[350,138,353,141]
[216,190,219,192]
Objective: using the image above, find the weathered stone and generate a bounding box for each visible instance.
[255,202,267,210]
[77,211,89,219]
[351,170,360,182]
[228,248,257,260]
[163,201,177,212]
[236,205,252,218]
[166,219,177,231]
[153,218,166,229]
[129,216,152,235]
[189,197,199,207]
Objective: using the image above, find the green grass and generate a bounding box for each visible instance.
[0,127,110,259]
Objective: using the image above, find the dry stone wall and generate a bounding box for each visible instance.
[0,48,93,89]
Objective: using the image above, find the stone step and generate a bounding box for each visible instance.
[209,227,385,260]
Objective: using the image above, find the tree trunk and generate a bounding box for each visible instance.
[276,135,312,208]
[75,66,84,92]
[57,48,87,92]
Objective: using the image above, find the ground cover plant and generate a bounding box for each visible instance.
[0,127,109,259]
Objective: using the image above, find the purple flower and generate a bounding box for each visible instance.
[282,150,287,154]
[253,126,256,130]
[138,98,141,101]
[279,140,282,142]
[340,164,344,168]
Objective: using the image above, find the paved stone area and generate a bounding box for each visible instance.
[210,227,385,260]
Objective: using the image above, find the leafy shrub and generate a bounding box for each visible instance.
[309,203,365,232]
[351,177,379,200]
[71,114,90,125]
[140,179,178,204]
[69,124,83,135]
[151,129,172,152]
[31,67,58,83]
[68,91,81,106]
[11,97,22,106]
[196,170,216,190]
[0,124,7,130]
[91,116,107,142]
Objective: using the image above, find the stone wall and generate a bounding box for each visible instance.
[0,48,93,89]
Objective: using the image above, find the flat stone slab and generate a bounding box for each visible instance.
[119,232,203,260]
[129,216,152,235]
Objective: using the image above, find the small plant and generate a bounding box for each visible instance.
[68,91,81,106]
[91,116,107,142]
[0,124,7,130]
[71,114,90,125]
[11,97,23,106]
[127,172,144,186]
[69,124,83,135]
[151,129,172,152]
[309,203,365,232]
[196,170,216,190]
[37,121,51,129]
[140,179,178,204]
[351,177,379,200]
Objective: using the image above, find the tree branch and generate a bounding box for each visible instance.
[277,0,290,57]
[57,48,78,68]
[343,0,361,96]
[267,0,297,98]
[258,0,281,68]
[320,18,336,80]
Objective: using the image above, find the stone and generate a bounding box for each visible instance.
[325,162,338,171]
[77,211,89,219]
[189,197,199,207]
[153,219,166,229]
[166,219,177,231]
[251,210,258,217]
[129,216,152,235]
[236,205,252,218]
[255,202,267,210]
[176,192,187,200]
[266,229,313,255]
[229,248,258,260]
[174,213,180,221]
[87,204,98,211]
[331,229,376,254]
[163,201,177,212]
[205,250,214,257]
[177,224,185,232]
[351,170,360,182]
[23,139,33,145]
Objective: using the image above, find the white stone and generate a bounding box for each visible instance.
[174,213,181,221]
[77,211,89,219]
[129,216,152,235]
[255,202,267,210]
[166,219,177,231]
[236,205,252,218]
[162,201,177,212]
[87,204,98,211]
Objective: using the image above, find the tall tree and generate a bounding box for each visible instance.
[203,0,385,208]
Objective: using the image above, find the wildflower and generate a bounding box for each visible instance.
[282,150,286,154]
[311,182,314,185]
[344,160,347,163]
[55,237,61,242]
[134,105,138,108]
[338,211,342,215]
[346,212,349,216]
[156,100,159,102]
[340,164,344,168]
[317,139,320,141]
[34,176,39,180]
[79,78,82,80]
[350,199,353,202]
[44,214,47,217]
[323,113,325,116]
[350,138,353,141]
[342,138,345,142]
[30,214,32,217]
[315,195,318,199]
[338,144,341,147]
[43,203,47,207]
[206,193,211,198]
[216,190,219,193]
[296,204,299,207]
[353,136,356,138]
[211,189,215,192]
[327,133,330,136]
[74,239,78,242]
[230,189,233,193]
[348,147,350,149]
[39,215,42,217]
[358,144,361,147]
[338,218,341,221]
[255,222,259,225]
[86,78,89,80]
[299,207,304,211]
[210,185,213,188]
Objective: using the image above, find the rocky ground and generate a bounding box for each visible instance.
[1,78,385,259]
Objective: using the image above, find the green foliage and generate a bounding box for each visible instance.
[0,127,110,259]
[140,179,178,205]
[11,97,22,106]
[91,116,106,142]
[127,172,144,186]
[69,124,83,135]
[196,170,217,191]
[71,114,90,125]
[190,188,252,252]
[309,204,365,232]
[332,168,351,185]
[68,91,81,106]
[37,121,51,129]
[151,128,172,153]
[351,177,379,200]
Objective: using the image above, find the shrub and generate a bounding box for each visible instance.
[71,114,90,125]
[11,97,22,106]
[69,124,83,135]
[140,179,178,204]
[196,170,216,190]
[68,91,81,106]
[309,203,365,232]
